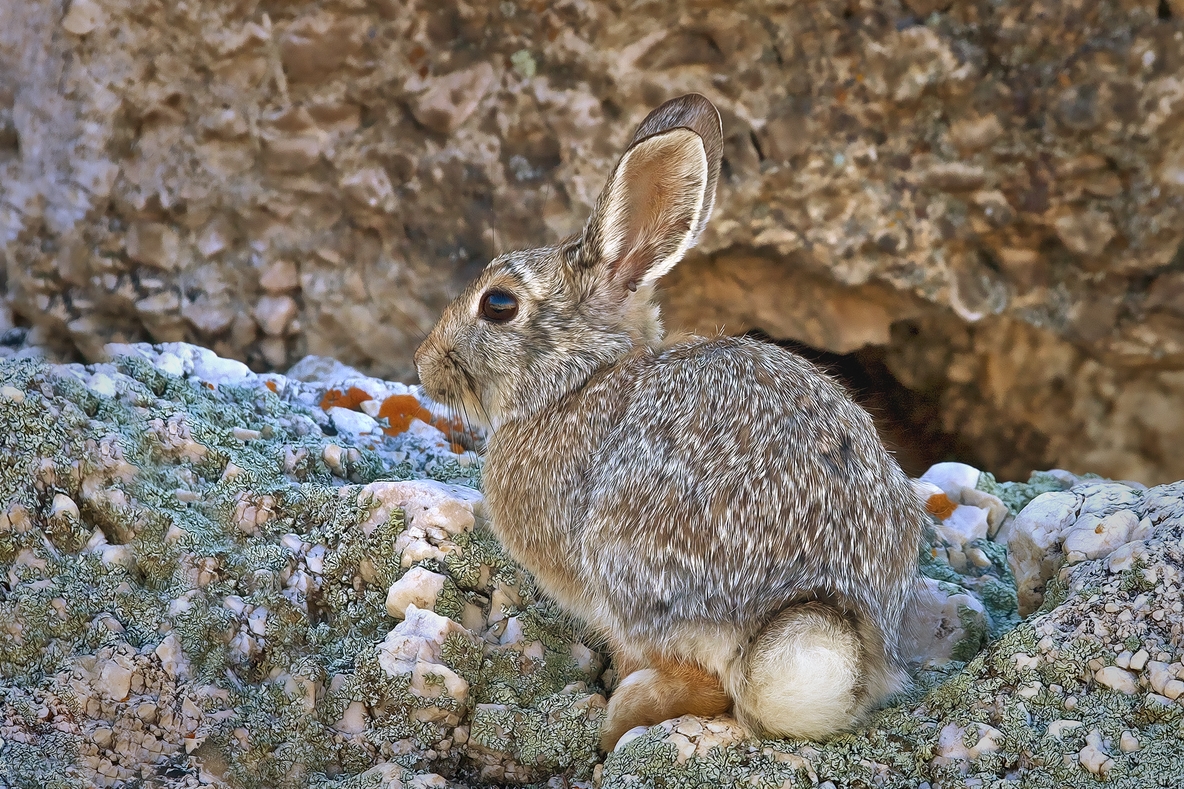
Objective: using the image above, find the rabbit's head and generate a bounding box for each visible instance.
[415,94,723,430]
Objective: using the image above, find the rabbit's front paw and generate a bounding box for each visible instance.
[599,663,731,751]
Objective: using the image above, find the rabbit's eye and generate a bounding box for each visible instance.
[479,290,519,323]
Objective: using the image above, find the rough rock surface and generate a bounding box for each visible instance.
[3,1,1184,482]
[2,342,1183,788]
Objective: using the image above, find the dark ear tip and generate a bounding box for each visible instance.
[631,94,724,154]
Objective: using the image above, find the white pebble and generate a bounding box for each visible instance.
[1093,666,1137,694]
[96,660,133,702]
[1078,730,1113,777]
[327,407,380,439]
[156,352,184,377]
[305,545,326,575]
[386,566,448,619]
[334,700,370,734]
[87,373,117,397]
[920,462,981,500]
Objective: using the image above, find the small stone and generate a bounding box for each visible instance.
[1017,681,1042,698]
[967,546,992,568]
[902,577,987,665]
[323,444,345,475]
[960,487,1010,536]
[1119,731,1140,753]
[254,295,298,337]
[328,407,380,439]
[920,462,981,500]
[385,567,448,619]
[154,634,189,679]
[357,480,483,538]
[93,726,114,749]
[1107,541,1146,573]
[136,702,158,723]
[614,725,650,752]
[360,399,382,418]
[259,260,300,293]
[182,302,236,335]
[1129,649,1150,672]
[260,337,288,368]
[1148,661,1173,694]
[340,167,396,212]
[62,0,102,35]
[936,722,1002,760]
[232,427,261,441]
[1093,666,1137,694]
[87,373,117,397]
[248,606,268,635]
[127,223,180,270]
[1055,211,1116,257]
[51,493,80,521]
[0,385,25,403]
[335,700,369,734]
[183,347,254,385]
[1115,650,1133,669]
[936,504,990,548]
[949,114,1003,151]
[1078,730,1113,777]
[1164,679,1184,700]
[96,660,133,702]
[406,62,496,134]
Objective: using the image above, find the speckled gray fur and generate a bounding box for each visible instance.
[416,95,928,743]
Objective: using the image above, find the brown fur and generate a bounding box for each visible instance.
[600,657,732,751]
[415,95,926,750]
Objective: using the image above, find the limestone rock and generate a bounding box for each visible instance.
[3,343,1184,789]
[386,567,449,620]
[4,1,1184,483]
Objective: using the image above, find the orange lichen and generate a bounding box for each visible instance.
[925,493,957,520]
[379,394,433,436]
[450,443,464,454]
[264,380,277,393]
[320,386,372,411]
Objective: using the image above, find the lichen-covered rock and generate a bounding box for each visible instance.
[0,343,594,787]
[2,342,1183,788]
[3,1,1184,484]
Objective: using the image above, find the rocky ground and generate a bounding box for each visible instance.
[1,343,1182,788]
[4,1,1184,483]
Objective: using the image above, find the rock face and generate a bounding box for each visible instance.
[2,343,1183,788]
[1,3,1182,473]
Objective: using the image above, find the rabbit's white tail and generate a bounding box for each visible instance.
[731,604,897,740]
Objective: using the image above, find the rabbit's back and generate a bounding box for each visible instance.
[485,334,925,665]
[584,335,922,650]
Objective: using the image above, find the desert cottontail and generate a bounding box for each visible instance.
[415,94,926,749]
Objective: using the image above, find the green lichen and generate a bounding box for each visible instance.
[4,351,1181,789]
[978,469,1101,516]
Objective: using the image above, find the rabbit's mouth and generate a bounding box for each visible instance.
[415,346,491,430]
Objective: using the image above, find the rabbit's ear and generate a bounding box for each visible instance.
[583,94,723,294]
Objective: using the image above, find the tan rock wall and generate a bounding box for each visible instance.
[2,0,1183,480]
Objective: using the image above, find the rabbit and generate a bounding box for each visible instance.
[414,94,926,750]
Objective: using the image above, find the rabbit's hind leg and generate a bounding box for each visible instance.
[600,658,731,751]
[732,603,866,741]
